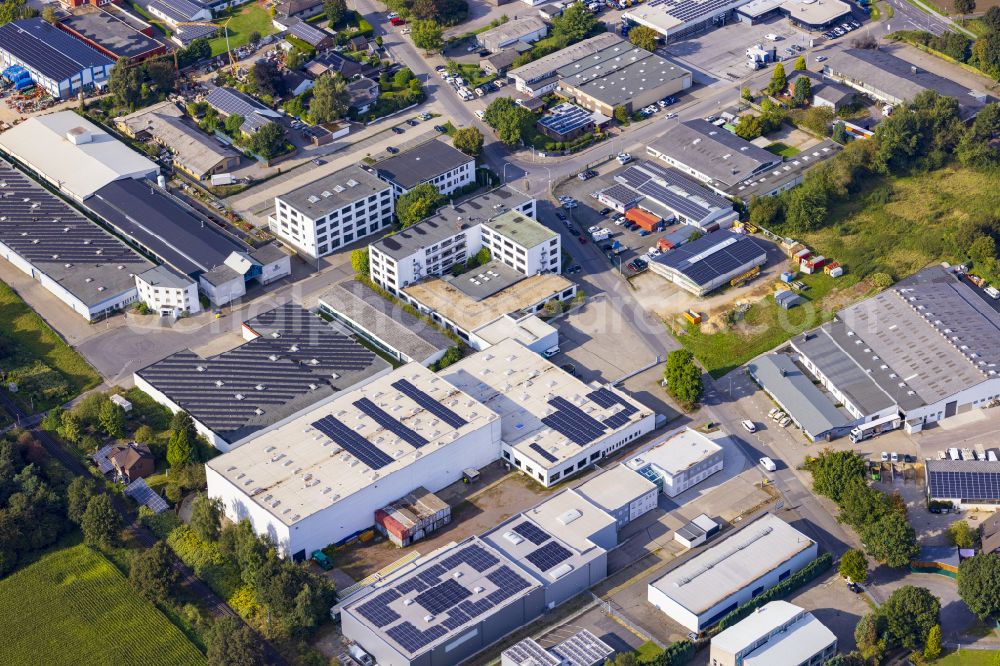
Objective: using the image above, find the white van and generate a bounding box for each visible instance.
[759,457,777,472]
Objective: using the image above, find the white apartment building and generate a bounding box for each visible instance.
[373,139,476,196]
[368,187,539,295]
[269,165,394,258]
[135,265,201,317]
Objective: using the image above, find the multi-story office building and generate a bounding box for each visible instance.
[373,139,476,196]
[269,165,394,258]
[135,265,201,317]
[710,601,837,666]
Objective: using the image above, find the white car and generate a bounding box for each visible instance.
[759,457,777,472]
[741,420,757,433]
[474,109,485,120]
[401,27,411,34]
[387,11,398,18]
[617,152,632,165]
[765,33,780,41]
[815,55,827,62]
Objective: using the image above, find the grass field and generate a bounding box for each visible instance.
[0,280,100,411]
[0,544,205,665]
[766,142,801,157]
[933,649,1000,665]
[208,6,277,57]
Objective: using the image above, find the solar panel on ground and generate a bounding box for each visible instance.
[124,478,169,514]
[391,378,468,428]
[512,521,550,545]
[525,542,572,571]
[530,443,559,463]
[355,589,401,627]
[312,414,394,469]
[353,397,428,448]
[414,579,472,614]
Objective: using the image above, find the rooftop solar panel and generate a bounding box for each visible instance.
[312,415,394,469]
[391,378,468,428]
[485,566,532,603]
[541,396,607,445]
[929,469,1000,501]
[353,396,428,449]
[512,521,550,545]
[0,18,113,84]
[530,443,559,463]
[438,544,500,572]
[355,589,401,627]
[525,542,572,571]
[654,230,767,286]
[414,579,472,614]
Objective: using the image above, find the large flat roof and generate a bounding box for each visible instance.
[711,600,803,654]
[616,160,732,223]
[625,427,722,477]
[648,119,780,190]
[743,614,836,665]
[319,280,453,363]
[59,9,164,60]
[440,338,652,471]
[484,209,556,249]
[926,459,1000,501]
[558,46,690,109]
[342,538,540,657]
[747,354,852,438]
[653,229,767,286]
[839,265,997,406]
[650,513,814,616]
[373,139,473,191]
[575,464,658,513]
[86,177,245,276]
[729,139,841,199]
[0,159,153,306]
[474,313,557,348]
[478,16,547,48]
[136,303,389,443]
[508,32,621,84]
[403,271,574,332]
[0,18,113,82]
[0,112,158,200]
[371,186,532,261]
[115,102,239,177]
[277,165,390,217]
[623,0,750,35]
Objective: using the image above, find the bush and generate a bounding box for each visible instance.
[716,552,833,630]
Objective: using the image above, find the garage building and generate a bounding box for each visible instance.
[649,230,768,296]
[926,460,1000,511]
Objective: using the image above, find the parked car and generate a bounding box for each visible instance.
[617,152,632,164]
[742,420,757,433]
[759,457,777,472]
[599,207,611,215]
[420,112,431,120]
[577,171,593,180]
[433,125,446,132]
[847,582,863,594]
[778,416,791,427]
[556,212,567,220]
[391,126,405,134]
[815,55,827,62]
[890,452,899,462]
[578,235,587,244]
[880,451,889,461]
[475,109,485,120]
[386,146,399,153]
[390,17,406,25]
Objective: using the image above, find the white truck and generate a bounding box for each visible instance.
[591,228,611,241]
[985,286,1000,299]
[849,414,901,444]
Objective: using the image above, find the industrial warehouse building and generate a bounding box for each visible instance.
[368,188,541,295]
[318,280,453,367]
[441,338,656,487]
[0,18,114,99]
[57,8,167,64]
[790,265,1000,434]
[710,601,837,666]
[502,631,613,666]
[0,112,159,202]
[0,158,154,320]
[477,16,548,53]
[575,464,659,529]
[341,538,544,666]
[205,362,499,558]
[735,0,852,29]
[372,139,476,196]
[508,33,621,97]
[625,427,724,497]
[624,0,851,40]
[597,160,739,232]
[648,513,817,632]
[269,165,395,259]
[649,230,768,296]
[136,303,390,449]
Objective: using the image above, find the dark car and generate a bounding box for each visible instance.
[568,265,581,274]
[633,258,647,269]
[386,146,399,154]
[847,582,863,594]
[434,125,447,133]
[478,49,489,57]
[577,235,587,244]
[556,212,567,220]
[406,119,418,126]
[599,207,611,215]
[601,243,612,252]
[392,126,405,134]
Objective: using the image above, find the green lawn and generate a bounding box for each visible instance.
[208,6,277,57]
[765,142,801,158]
[0,280,100,411]
[0,544,205,666]
[933,649,1000,665]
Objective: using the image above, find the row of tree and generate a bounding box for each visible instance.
[891,5,1000,82]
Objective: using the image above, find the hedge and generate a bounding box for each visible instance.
[659,640,695,666]
[715,552,833,631]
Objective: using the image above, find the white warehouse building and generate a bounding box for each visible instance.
[648,513,818,632]
[206,362,501,560]
[625,427,724,497]
[575,464,659,529]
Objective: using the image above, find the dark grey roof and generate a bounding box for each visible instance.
[204,87,281,134]
[616,160,732,223]
[305,51,365,78]
[277,165,390,218]
[747,354,853,440]
[600,183,643,208]
[481,48,520,71]
[648,119,781,190]
[147,0,203,22]
[447,259,524,301]
[59,10,164,60]
[556,45,690,109]
[172,22,219,44]
[0,159,153,306]
[653,230,766,286]
[135,303,389,443]
[86,178,246,276]
[371,186,531,261]
[284,17,330,47]
[374,139,473,191]
[321,280,452,362]
[787,70,855,107]
[250,242,287,265]
[276,0,322,17]
[0,18,113,82]
[730,139,841,200]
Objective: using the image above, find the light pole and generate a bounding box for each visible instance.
[502,162,513,184]
[537,165,552,196]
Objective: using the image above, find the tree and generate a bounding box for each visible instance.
[878,585,940,650]
[958,553,1000,619]
[324,0,346,25]
[58,411,82,444]
[146,59,178,92]
[411,19,443,52]
[130,541,180,604]
[41,5,55,22]
[452,127,484,157]
[286,48,304,71]
[809,449,866,503]
[190,494,223,542]
[248,30,261,47]
[627,25,659,51]
[954,0,975,13]
[749,194,783,230]
[551,2,597,42]
[840,549,868,583]
[947,519,977,548]
[838,480,889,528]
[351,248,370,275]
[767,62,787,95]
[98,401,126,439]
[741,87,752,101]
[109,56,143,108]
[794,55,806,70]
[855,613,887,664]
[860,511,918,567]
[734,113,764,140]
[870,272,893,289]
[249,122,286,159]
[482,97,534,146]
[181,38,212,67]
[984,5,1000,32]
[925,624,943,660]
[614,105,629,124]
[252,60,286,98]
[207,616,265,666]
[663,349,703,408]
[66,476,95,525]
[832,121,848,145]
[81,494,121,549]
[310,73,350,123]
[968,235,997,266]
[167,427,193,469]
[792,75,811,107]
[826,655,868,666]
[396,182,445,227]
[224,113,245,136]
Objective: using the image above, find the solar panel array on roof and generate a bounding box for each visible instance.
[617,161,730,223]
[525,541,572,571]
[288,19,329,46]
[512,521,550,545]
[928,463,1000,501]
[0,18,113,84]
[124,478,169,514]
[204,87,278,133]
[668,0,733,21]
[654,230,766,286]
[541,396,608,445]
[312,414,395,470]
[530,442,559,463]
[538,103,595,137]
[356,589,401,627]
[587,388,638,429]
[353,397,428,449]
[391,378,468,428]
[93,444,117,474]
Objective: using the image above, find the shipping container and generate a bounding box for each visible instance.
[374,487,451,547]
[625,207,661,232]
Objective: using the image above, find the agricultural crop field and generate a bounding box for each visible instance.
[0,544,205,666]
